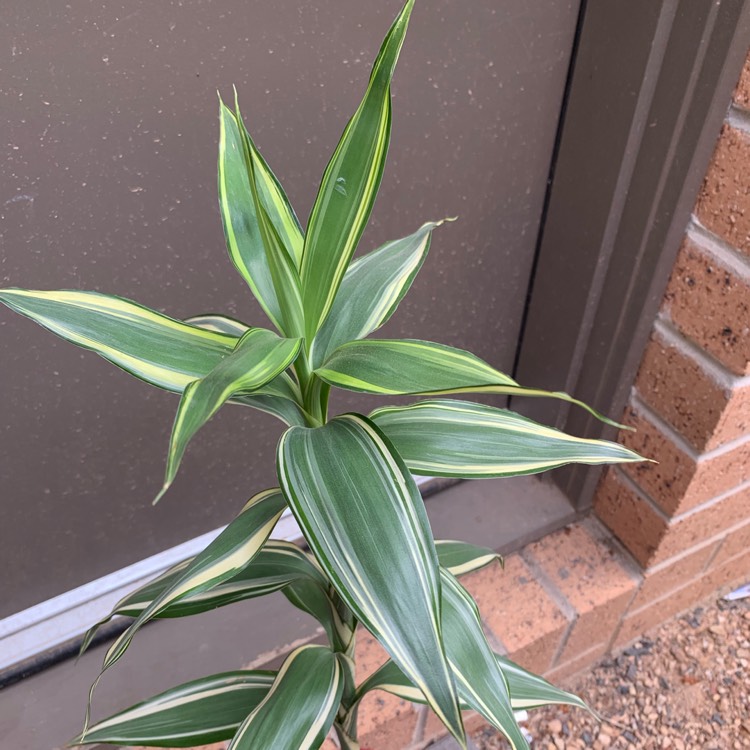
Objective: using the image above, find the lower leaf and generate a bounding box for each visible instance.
[72,670,275,747]
[228,644,344,750]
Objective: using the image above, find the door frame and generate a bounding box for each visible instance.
[514,0,750,508]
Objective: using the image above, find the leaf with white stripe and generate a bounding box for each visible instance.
[300,0,415,342]
[185,316,306,426]
[218,103,284,330]
[157,328,301,501]
[0,289,239,392]
[99,489,285,676]
[228,645,343,750]
[317,339,625,428]
[185,313,251,337]
[232,96,305,338]
[494,654,590,713]
[372,400,643,477]
[277,414,465,746]
[355,649,588,715]
[0,290,305,425]
[436,540,502,577]
[439,570,529,749]
[309,219,448,368]
[73,670,275,747]
[234,94,304,268]
[79,540,326,656]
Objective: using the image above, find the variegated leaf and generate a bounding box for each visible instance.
[228,645,343,750]
[372,400,643,477]
[494,654,590,713]
[73,671,275,747]
[185,312,251,337]
[344,570,529,748]
[232,96,305,338]
[317,339,625,428]
[185,313,307,426]
[355,651,589,715]
[157,328,301,501]
[218,103,284,330]
[435,540,502,577]
[300,0,415,342]
[234,92,304,268]
[277,414,465,746]
[0,289,237,392]
[352,573,569,748]
[98,489,285,676]
[309,219,449,368]
[439,570,529,749]
[79,540,325,656]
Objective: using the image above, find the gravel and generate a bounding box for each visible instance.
[472,595,750,750]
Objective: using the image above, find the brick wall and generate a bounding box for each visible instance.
[593,54,750,647]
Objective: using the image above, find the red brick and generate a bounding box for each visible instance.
[628,542,716,611]
[662,239,750,375]
[462,555,570,675]
[621,404,750,519]
[594,469,667,567]
[734,53,750,110]
[635,334,750,452]
[358,703,417,750]
[525,523,637,664]
[619,406,699,515]
[695,125,750,257]
[419,709,485,748]
[354,628,389,682]
[353,628,416,739]
[596,468,750,567]
[701,546,750,593]
[614,547,750,648]
[708,518,750,569]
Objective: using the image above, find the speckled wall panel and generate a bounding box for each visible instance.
[0,0,580,616]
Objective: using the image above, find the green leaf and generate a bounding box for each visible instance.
[493,654,590,713]
[439,570,529,749]
[277,414,465,746]
[284,579,353,653]
[185,315,307,425]
[72,670,275,747]
[218,103,284,330]
[300,0,415,342]
[185,313,251,337]
[317,339,625,428]
[0,289,238,392]
[347,571,529,748]
[228,645,343,750]
[157,328,301,501]
[309,219,449,368]
[357,651,589,715]
[79,540,326,656]
[98,489,285,677]
[232,96,305,338]
[372,400,644,477]
[435,540,502,577]
[234,94,304,268]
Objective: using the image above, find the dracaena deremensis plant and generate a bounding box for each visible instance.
[0,3,645,748]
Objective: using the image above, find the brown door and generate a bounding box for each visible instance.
[0,1,581,619]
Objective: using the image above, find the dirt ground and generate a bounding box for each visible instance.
[472,594,750,750]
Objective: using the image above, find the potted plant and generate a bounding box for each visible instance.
[0,2,644,748]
